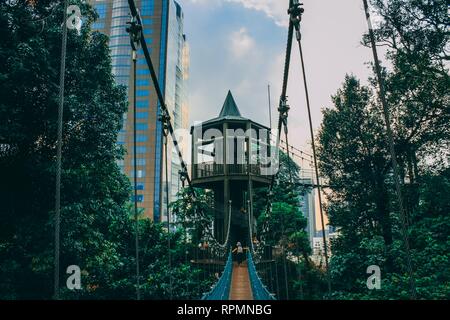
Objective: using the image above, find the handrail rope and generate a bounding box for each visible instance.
[269,131,314,159]
[216,201,232,249]
[248,197,254,254]
[201,251,233,300]
[247,252,276,300]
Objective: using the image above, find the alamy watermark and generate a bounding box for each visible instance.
[366,265,381,290]
[180,124,280,176]
[66,265,81,290]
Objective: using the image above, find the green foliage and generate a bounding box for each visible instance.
[0,1,209,300]
[317,0,449,300]
[170,187,215,245]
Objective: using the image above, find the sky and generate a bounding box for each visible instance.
[177,0,376,157]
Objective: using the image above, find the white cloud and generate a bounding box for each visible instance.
[225,0,288,27]
[229,27,255,58]
[185,0,289,27]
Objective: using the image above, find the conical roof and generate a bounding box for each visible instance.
[190,90,269,132]
[218,90,242,118]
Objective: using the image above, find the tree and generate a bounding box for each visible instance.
[0,0,132,299]
[253,152,324,299]
[170,187,215,246]
[318,2,450,295]
[0,0,210,300]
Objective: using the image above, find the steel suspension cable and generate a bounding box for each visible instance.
[126,13,144,300]
[132,49,141,300]
[163,131,173,300]
[125,2,226,260]
[126,0,195,198]
[362,0,416,299]
[289,0,332,297]
[265,2,294,216]
[54,0,69,300]
[281,126,296,300]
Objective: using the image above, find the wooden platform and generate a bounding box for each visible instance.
[229,262,253,300]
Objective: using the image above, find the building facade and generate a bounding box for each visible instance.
[91,0,189,221]
[298,168,317,247]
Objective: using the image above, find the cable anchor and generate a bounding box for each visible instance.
[158,109,171,136]
[126,14,142,51]
[288,1,304,40]
[278,98,290,130]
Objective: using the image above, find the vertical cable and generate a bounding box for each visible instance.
[54,0,69,300]
[132,50,141,300]
[280,209,289,300]
[294,28,332,297]
[164,131,173,300]
[362,0,416,299]
[274,259,280,299]
[267,84,272,131]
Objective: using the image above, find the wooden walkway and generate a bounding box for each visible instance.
[229,262,253,300]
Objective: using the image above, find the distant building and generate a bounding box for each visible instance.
[298,168,317,248]
[311,228,339,266]
[91,0,189,221]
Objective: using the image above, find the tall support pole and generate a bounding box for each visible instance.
[132,49,141,301]
[54,0,69,300]
[223,122,229,244]
[362,0,416,299]
[164,126,173,300]
[127,14,143,301]
[289,0,332,297]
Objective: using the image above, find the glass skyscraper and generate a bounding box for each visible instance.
[91,0,189,222]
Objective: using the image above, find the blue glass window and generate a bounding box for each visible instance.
[137,90,149,97]
[143,29,153,35]
[137,69,150,75]
[135,184,145,191]
[136,135,148,142]
[132,195,144,203]
[136,100,149,108]
[141,2,154,16]
[137,59,148,65]
[136,146,147,154]
[136,159,146,166]
[136,79,150,86]
[136,112,148,119]
[142,18,153,26]
[136,123,148,130]
[95,4,107,19]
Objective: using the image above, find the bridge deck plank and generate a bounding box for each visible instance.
[229,262,253,300]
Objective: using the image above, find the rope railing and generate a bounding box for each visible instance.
[201,251,233,300]
[247,252,276,300]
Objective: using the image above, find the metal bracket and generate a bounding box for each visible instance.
[158,109,171,137]
[126,14,142,51]
[288,1,304,40]
[278,98,290,129]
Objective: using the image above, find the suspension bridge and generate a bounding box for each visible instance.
[49,0,418,301]
[120,0,331,301]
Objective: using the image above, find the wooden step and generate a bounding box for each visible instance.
[229,262,253,300]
